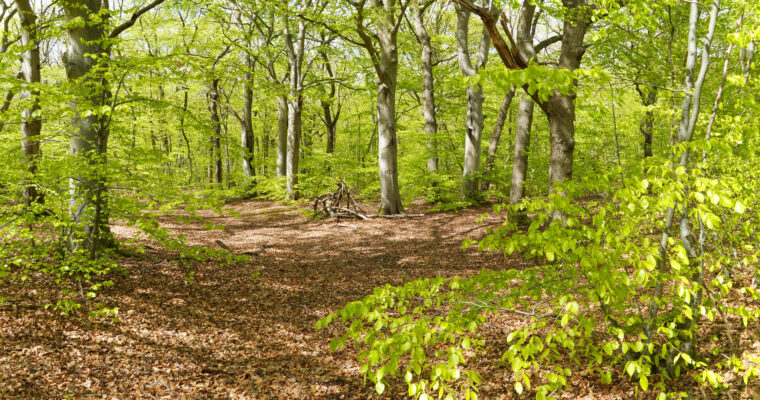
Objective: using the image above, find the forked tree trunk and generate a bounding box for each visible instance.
[16,0,43,207]
[455,3,493,199]
[319,45,341,155]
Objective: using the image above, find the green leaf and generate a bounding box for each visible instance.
[375,381,385,395]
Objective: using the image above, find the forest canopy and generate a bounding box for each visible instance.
[1,0,759,399]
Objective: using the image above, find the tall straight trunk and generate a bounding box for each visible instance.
[544,0,589,194]
[505,2,537,204]
[15,0,43,207]
[276,94,288,177]
[208,78,223,184]
[482,89,514,190]
[636,85,656,158]
[376,15,403,214]
[352,0,405,214]
[283,12,307,199]
[286,99,302,197]
[376,73,403,214]
[178,88,194,183]
[410,2,438,172]
[455,3,493,198]
[509,96,534,204]
[241,56,256,179]
[63,0,113,252]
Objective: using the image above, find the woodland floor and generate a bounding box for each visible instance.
[0,200,685,399]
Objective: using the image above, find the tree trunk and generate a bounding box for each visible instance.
[324,104,337,154]
[376,26,403,215]
[509,96,534,204]
[318,44,340,155]
[455,3,493,199]
[481,89,514,190]
[410,2,438,172]
[15,0,43,207]
[545,0,589,194]
[178,88,194,184]
[241,56,256,180]
[62,0,113,253]
[283,12,307,199]
[636,85,656,158]
[207,78,223,184]
[462,85,485,197]
[276,94,288,177]
[286,98,302,198]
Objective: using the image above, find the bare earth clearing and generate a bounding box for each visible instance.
[1,200,641,399]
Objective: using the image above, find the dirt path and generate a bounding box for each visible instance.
[2,200,541,399]
[1,200,645,399]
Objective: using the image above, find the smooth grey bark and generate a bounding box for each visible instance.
[63,0,112,252]
[351,0,408,214]
[15,0,43,207]
[450,0,589,200]
[283,10,307,199]
[247,8,288,178]
[646,0,720,360]
[509,96,534,205]
[207,78,223,184]
[276,95,288,177]
[481,89,514,190]
[410,1,438,172]
[63,0,165,253]
[241,55,256,180]
[507,2,537,205]
[544,0,589,195]
[455,2,493,198]
[635,84,656,158]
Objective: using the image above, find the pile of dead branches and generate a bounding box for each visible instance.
[312,179,425,220]
[313,179,370,220]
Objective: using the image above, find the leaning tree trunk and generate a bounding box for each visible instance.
[16,0,43,207]
[276,94,288,177]
[410,2,438,172]
[207,78,223,184]
[482,89,515,190]
[63,0,114,253]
